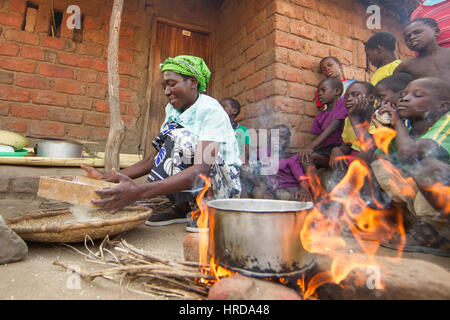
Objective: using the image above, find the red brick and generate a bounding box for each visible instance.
[30,120,66,137]
[92,60,108,72]
[290,0,316,9]
[76,69,98,83]
[238,62,255,80]
[67,125,89,139]
[329,47,353,66]
[47,108,83,124]
[87,85,107,99]
[0,71,14,84]
[289,20,316,40]
[0,56,36,73]
[83,16,103,30]
[268,1,303,20]
[272,30,304,51]
[119,37,137,51]
[94,100,109,113]
[16,74,52,90]
[246,9,266,34]
[246,40,267,61]
[60,11,74,39]
[329,18,353,38]
[303,70,324,87]
[84,113,104,127]
[289,83,316,101]
[3,29,40,45]
[58,53,92,68]
[84,30,108,46]
[20,46,45,60]
[0,118,28,133]
[119,51,134,64]
[120,25,135,38]
[270,63,303,83]
[0,103,10,116]
[317,1,341,19]
[88,127,108,141]
[11,0,27,14]
[119,63,134,76]
[304,40,329,58]
[35,3,51,33]
[305,101,320,117]
[272,14,289,32]
[119,89,132,102]
[317,29,341,47]
[70,96,92,110]
[42,36,66,50]
[0,85,30,102]
[303,9,328,29]
[0,42,20,56]
[32,92,68,107]
[254,79,288,101]
[54,79,86,95]
[11,104,47,120]
[0,12,23,28]
[245,68,266,91]
[39,63,74,79]
[76,43,104,57]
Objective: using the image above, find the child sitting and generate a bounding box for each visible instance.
[372,73,416,129]
[329,81,376,171]
[395,18,450,82]
[254,124,311,201]
[221,97,250,165]
[315,56,355,108]
[365,31,402,86]
[299,78,348,169]
[357,77,450,256]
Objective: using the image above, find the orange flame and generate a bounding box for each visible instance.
[299,127,407,299]
[423,182,450,216]
[194,174,234,284]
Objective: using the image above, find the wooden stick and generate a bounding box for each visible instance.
[53,260,93,281]
[105,0,126,172]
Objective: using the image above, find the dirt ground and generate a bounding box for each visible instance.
[0,198,186,300]
[0,197,449,300]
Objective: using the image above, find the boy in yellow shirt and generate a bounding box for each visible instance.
[365,31,402,86]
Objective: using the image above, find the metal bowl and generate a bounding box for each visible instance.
[207,199,316,278]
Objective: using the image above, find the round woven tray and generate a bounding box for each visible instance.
[5,206,152,243]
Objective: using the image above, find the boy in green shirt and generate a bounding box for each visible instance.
[221,98,250,165]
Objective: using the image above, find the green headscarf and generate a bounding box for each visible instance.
[160,55,211,93]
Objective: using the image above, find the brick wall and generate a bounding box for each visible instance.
[214,0,414,151]
[0,0,151,153]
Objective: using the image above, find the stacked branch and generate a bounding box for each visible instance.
[54,236,211,299]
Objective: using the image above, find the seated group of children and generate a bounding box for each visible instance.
[222,17,450,256]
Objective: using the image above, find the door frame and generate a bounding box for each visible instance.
[140,17,212,157]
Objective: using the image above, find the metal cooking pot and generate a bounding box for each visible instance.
[207,199,316,278]
[35,139,83,158]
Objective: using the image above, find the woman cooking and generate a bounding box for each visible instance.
[81,55,242,229]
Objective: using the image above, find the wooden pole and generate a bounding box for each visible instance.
[105,0,126,173]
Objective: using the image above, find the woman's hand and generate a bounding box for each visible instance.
[80,163,107,180]
[298,148,314,164]
[329,147,348,171]
[92,169,143,214]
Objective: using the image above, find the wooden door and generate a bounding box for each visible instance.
[145,21,210,155]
